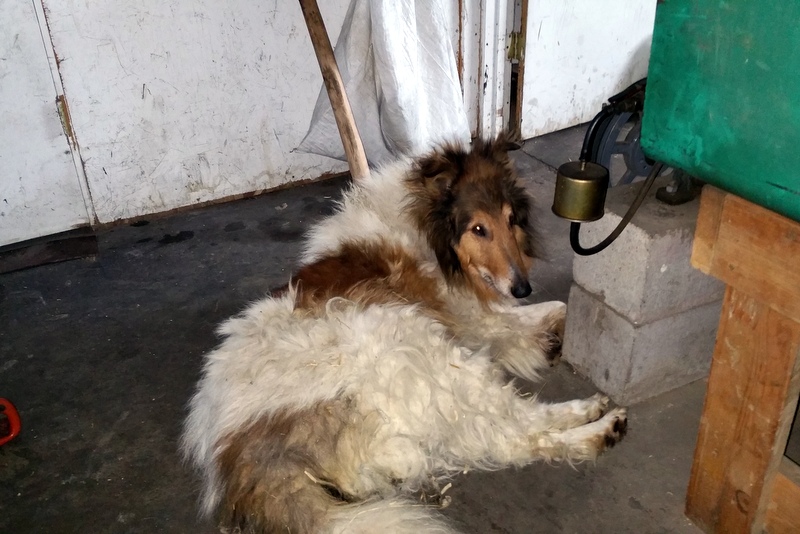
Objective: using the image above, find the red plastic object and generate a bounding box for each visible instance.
[0,398,21,446]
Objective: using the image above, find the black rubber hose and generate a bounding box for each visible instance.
[579,106,615,162]
[580,78,648,162]
[570,162,664,256]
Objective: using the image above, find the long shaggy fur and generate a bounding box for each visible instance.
[182,135,627,533]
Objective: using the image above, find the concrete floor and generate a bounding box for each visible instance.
[0,127,704,533]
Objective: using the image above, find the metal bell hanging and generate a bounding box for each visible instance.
[552,160,610,222]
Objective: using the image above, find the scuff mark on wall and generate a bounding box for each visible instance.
[55,94,77,149]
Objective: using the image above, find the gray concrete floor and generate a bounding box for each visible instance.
[0,127,704,533]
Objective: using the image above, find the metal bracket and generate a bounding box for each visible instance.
[655,170,703,205]
[507,31,525,62]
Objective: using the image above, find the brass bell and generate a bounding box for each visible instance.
[552,160,610,222]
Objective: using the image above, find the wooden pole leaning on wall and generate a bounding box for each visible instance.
[298,0,370,181]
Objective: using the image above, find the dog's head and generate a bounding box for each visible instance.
[407,134,539,302]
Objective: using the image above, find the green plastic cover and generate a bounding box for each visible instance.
[641,0,800,222]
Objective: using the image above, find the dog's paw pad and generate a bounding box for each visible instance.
[601,408,628,449]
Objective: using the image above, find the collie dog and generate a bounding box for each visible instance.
[182,135,627,533]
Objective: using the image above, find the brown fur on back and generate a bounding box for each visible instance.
[216,401,354,533]
[291,240,448,320]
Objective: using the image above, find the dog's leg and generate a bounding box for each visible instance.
[501,299,566,358]
[527,407,628,464]
[432,392,626,471]
[390,350,628,472]
[499,299,566,367]
[449,300,566,382]
[524,393,611,431]
[503,300,566,324]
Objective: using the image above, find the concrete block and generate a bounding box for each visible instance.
[572,177,725,324]
[563,283,720,405]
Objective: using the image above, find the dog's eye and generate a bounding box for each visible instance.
[508,213,516,227]
[472,225,486,237]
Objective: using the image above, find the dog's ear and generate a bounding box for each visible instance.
[500,129,523,151]
[414,148,465,199]
[473,131,520,165]
[408,146,467,281]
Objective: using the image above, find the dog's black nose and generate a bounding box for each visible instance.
[511,279,532,299]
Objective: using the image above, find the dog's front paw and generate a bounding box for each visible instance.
[600,408,628,451]
[489,301,567,381]
[581,393,610,423]
[504,301,566,365]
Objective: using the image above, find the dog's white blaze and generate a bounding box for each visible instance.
[478,265,512,297]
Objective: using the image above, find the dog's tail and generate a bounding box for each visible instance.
[215,460,335,532]
[207,414,462,534]
[219,469,459,534]
[328,497,460,534]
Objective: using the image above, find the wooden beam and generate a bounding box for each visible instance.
[765,460,800,533]
[687,187,800,532]
[690,185,725,272]
[297,0,370,181]
[685,287,800,532]
[691,186,800,323]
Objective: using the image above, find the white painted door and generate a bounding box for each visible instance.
[519,0,656,139]
[39,0,351,224]
[0,0,91,247]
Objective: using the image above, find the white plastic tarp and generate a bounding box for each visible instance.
[298,0,470,166]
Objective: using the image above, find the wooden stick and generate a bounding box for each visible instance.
[298,0,370,181]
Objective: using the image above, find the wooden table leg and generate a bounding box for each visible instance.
[685,287,800,532]
[687,187,800,533]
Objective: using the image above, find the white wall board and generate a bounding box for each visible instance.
[520,0,656,139]
[42,0,350,223]
[0,0,90,246]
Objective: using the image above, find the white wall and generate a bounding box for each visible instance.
[42,0,351,224]
[459,0,483,136]
[0,0,90,246]
[1,0,491,245]
[520,0,656,139]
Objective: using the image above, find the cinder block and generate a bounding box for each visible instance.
[572,177,724,324]
[563,283,720,405]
